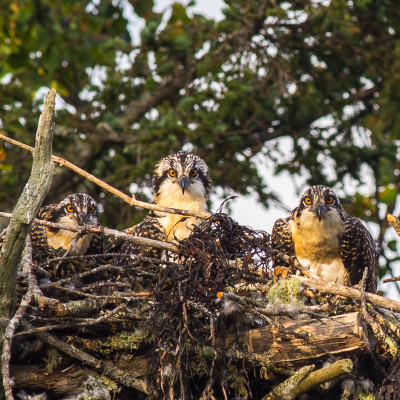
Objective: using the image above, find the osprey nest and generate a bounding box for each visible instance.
[5,213,400,400]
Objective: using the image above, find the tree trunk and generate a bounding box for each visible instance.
[0,88,56,399]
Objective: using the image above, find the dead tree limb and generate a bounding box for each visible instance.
[291,359,353,398]
[0,211,178,253]
[1,241,36,400]
[0,134,211,219]
[20,321,149,395]
[0,89,55,400]
[261,365,315,400]
[296,276,400,313]
[0,89,55,320]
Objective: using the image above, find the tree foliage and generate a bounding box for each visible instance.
[1,0,400,283]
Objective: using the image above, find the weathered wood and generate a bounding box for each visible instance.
[0,89,55,320]
[297,275,400,313]
[0,89,56,400]
[221,312,369,367]
[10,356,149,396]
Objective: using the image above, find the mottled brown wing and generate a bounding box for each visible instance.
[107,216,166,266]
[339,216,378,293]
[85,233,104,255]
[271,217,295,268]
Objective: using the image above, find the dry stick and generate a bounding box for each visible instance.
[16,303,127,336]
[360,268,399,357]
[0,211,178,253]
[296,275,400,313]
[261,364,315,400]
[291,358,353,398]
[1,243,35,400]
[20,321,149,395]
[0,132,211,219]
[21,237,60,312]
[384,214,400,283]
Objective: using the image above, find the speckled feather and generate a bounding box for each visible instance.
[271,185,378,293]
[3,194,103,266]
[110,151,211,265]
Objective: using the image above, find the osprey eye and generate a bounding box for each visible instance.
[169,169,176,177]
[89,206,96,214]
[326,196,334,204]
[304,197,312,205]
[190,169,198,177]
[66,204,74,213]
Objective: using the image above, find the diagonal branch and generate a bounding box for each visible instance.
[20,320,149,395]
[0,133,211,219]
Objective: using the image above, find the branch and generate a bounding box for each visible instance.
[0,133,211,219]
[261,365,315,400]
[291,359,353,398]
[0,211,178,253]
[387,213,400,237]
[0,90,55,320]
[1,242,35,400]
[296,275,400,313]
[20,321,149,395]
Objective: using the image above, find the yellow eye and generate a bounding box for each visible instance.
[190,169,198,177]
[326,196,334,204]
[304,197,312,205]
[89,206,96,214]
[66,204,74,213]
[169,169,176,177]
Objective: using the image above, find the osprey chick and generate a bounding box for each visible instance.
[110,151,211,263]
[271,185,378,293]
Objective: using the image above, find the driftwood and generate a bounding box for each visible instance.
[221,312,369,367]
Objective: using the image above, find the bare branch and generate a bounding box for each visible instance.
[21,321,149,394]
[0,133,211,219]
[0,211,178,253]
[0,90,55,319]
[297,275,400,313]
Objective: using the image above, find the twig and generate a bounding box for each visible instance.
[0,211,178,253]
[1,242,36,400]
[20,321,149,394]
[360,268,398,357]
[0,133,211,219]
[261,364,315,400]
[21,237,60,312]
[16,303,127,336]
[382,276,400,284]
[0,89,55,325]
[387,213,400,237]
[296,275,400,313]
[291,359,353,398]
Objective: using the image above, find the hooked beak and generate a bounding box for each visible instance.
[78,212,98,226]
[178,176,190,195]
[312,204,328,222]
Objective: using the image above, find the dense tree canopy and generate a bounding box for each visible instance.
[1,0,400,287]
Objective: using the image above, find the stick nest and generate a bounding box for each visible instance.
[6,213,400,400]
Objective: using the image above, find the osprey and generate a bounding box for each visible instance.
[30,193,103,261]
[271,185,378,293]
[0,193,103,277]
[110,151,211,263]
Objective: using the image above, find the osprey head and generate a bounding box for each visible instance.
[152,151,211,204]
[51,193,101,228]
[296,185,345,222]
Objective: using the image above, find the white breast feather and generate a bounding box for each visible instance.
[156,179,207,241]
[290,209,348,285]
[46,214,94,255]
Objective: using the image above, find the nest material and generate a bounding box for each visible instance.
[6,213,400,399]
